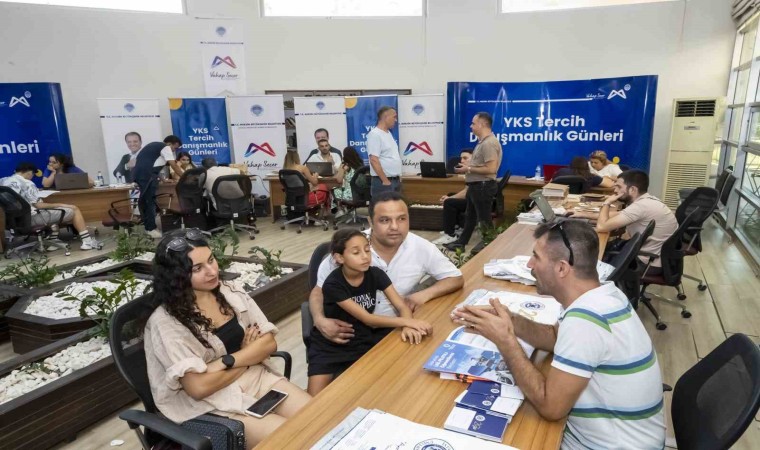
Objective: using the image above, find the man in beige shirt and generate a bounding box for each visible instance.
[444,112,503,253]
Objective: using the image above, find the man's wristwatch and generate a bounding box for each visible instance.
[222,354,235,369]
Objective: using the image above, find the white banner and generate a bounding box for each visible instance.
[294,97,347,162]
[198,18,247,97]
[97,98,162,184]
[398,94,445,175]
[228,95,286,195]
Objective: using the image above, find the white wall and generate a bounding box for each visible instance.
[0,0,735,195]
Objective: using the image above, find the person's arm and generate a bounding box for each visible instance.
[301,165,319,186]
[335,165,347,184]
[597,176,614,188]
[336,297,430,331]
[369,155,390,185]
[168,160,183,178]
[309,260,356,344]
[383,283,433,344]
[441,187,467,203]
[406,242,464,308]
[41,169,55,188]
[406,276,464,308]
[509,313,558,352]
[595,194,632,233]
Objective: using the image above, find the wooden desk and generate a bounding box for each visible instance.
[257,223,576,449]
[45,187,132,222]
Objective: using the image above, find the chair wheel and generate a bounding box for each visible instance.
[249,234,255,240]
[656,322,667,330]
[323,226,328,231]
[93,228,99,235]
[698,284,707,291]
[677,293,687,300]
[255,229,260,234]
[297,229,302,234]
[681,310,692,318]
[333,225,338,230]
[97,244,104,250]
[4,253,11,259]
[280,226,285,230]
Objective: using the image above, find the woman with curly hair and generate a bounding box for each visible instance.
[42,153,93,188]
[143,229,310,448]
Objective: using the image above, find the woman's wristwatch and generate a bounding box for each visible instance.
[222,354,235,369]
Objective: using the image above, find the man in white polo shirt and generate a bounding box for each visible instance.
[367,106,402,196]
[309,191,464,345]
[454,220,665,449]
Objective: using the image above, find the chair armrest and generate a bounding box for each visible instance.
[270,351,292,380]
[119,409,212,450]
[638,250,658,260]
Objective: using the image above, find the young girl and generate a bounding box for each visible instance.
[307,229,433,395]
[143,229,311,448]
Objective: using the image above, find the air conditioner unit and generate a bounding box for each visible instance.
[661,98,725,210]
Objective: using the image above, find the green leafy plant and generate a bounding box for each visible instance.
[248,246,283,277]
[0,256,58,288]
[448,247,471,268]
[110,230,156,262]
[479,221,510,248]
[209,228,240,271]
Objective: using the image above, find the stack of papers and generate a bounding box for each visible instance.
[484,257,616,283]
[451,289,563,326]
[444,380,527,442]
[516,207,567,224]
[542,182,569,198]
[313,408,516,449]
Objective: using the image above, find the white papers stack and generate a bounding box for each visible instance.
[516,207,567,224]
[484,256,536,285]
[312,408,517,450]
[452,289,563,326]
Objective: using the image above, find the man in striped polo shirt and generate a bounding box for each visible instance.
[454,220,665,449]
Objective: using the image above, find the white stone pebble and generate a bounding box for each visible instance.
[24,279,151,319]
[410,203,443,209]
[226,262,293,291]
[0,337,111,405]
[51,259,120,283]
[135,252,155,262]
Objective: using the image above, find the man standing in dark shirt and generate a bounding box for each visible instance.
[133,135,184,238]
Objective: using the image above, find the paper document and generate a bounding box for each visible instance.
[37,190,58,198]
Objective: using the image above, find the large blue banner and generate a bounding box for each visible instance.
[0,83,72,185]
[169,98,231,164]
[446,76,658,177]
[346,95,399,163]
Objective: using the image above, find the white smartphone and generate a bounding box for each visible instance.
[244,389,289,418]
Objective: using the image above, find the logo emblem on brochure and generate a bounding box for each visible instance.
[607,84,631,100]
[521,301,545,311]
[123,103,135,112]
[211,56,237,69]
[414,439,454,450]
[412,104,425,115]
[215,26,227,37]
[403,141,433,156]
[250,105,264,116]
[9,91,31,108]
[244,142,276,157]
[315,100,325,110]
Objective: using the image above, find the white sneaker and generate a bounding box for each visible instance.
[147,229,162,239]
[432,234,458,245]
[80,240,95,250]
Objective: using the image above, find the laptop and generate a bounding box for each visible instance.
[306,162,334,177]
[55,173,90,190]
[420,161,450,178]
[530,190,590,224]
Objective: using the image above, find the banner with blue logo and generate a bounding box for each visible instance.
[169,98,231,165]
[228,95,286,194]
[446,76,658,177]
[0,82,71,185]
[198,18,247,97]
[398,94,445,174]
[346,95,398,163]
[294,96,347,163]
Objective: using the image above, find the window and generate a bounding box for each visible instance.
[261,0,422,17]
[0,0,183,14]
[501,0,678,13]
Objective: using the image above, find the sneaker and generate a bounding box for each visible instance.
[80,240,95,250]
[147,229,162,239]
[432,234,458,245]
[470,241,486,255]
[443,242,465,252]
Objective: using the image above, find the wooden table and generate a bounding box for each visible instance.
[265,175,341,220]
[257,222,619,449]
[45,187,132,222]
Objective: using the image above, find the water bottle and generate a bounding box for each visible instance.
[96,171,105,187]
[534,165,542,179]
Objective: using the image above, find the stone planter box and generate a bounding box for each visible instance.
[245,260,308,323]
[6,274,152,354]
[0,285,27,342]
[409,205,444,231]
[0,330,137,450]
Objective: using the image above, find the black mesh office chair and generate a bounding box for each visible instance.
[637,209,700,330]
[715,170,737,221]
[278,169,331,233]
[675,187,719,291]
[110,293,292,450]
[605,231,645,285]
[671,333,760,450]
[168,168,209,230]
[678,168,731,204]
[208,175,258,239]
[0,186,71,258]
[551,175,586,195]
[335,166,371,228]
[618,163,632,172]
[301,241,332,359]
[492,171,512,218]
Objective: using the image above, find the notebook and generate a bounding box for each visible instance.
[306,162,334,177]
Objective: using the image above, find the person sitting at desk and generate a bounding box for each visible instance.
[433,148,472,246]
[171,151,196,181]
[283,149,330,209]
[143,230,311,448]
[202,157,246,210]
[453,221,665,449]
[1,162,98,250]
[552,156,614,194]
[41,153,94,188]
[332,146,364,208]
[307,229,433,395]
[308,192,463,367]
[569,169,677,275]
[304,137,342,174]
[589,150,623,180]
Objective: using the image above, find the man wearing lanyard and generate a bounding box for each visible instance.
[133,135,184,238]
[444,112,503,253]
[367,106,402,196]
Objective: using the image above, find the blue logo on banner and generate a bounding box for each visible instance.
[123,103,135,112]
[316,101,325,110]
[345,96,398,163]
[250,105,263,116]
[170,98,231,165]
[413,104,425,115]
[446,76,658,177]
[215,26,226,37]
[0,83,72,185]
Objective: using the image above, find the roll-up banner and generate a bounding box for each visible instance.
[198,18,247,97]
[169,98,232,164]
[97,99,162,184]
[345,95,398,164]
[446,76,658,177]
[228,95,286,194]
[294,97,347,163]
[398,94,445,175]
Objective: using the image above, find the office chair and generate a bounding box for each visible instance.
[278,169,331,233]
[675,187,719,291]
[168,168,209,230]
[301,241,332,360]
[678,168,731,204]
[551,175,586,195]
[604,231,645,285]
[636,209,700,330]
[335,166,371,228]
[492,171,512,219]
[446,156,462,174]
[208,175,258,239]
[110,293,292,450]
[618,163,632,172]
[671,333,760,450]
[0,186,71,258]
[714,170,737,221]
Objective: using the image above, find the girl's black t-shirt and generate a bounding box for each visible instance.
[310,266,392,363]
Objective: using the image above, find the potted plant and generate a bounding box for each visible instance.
[0,256,59,341]
[244,245,308,322]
